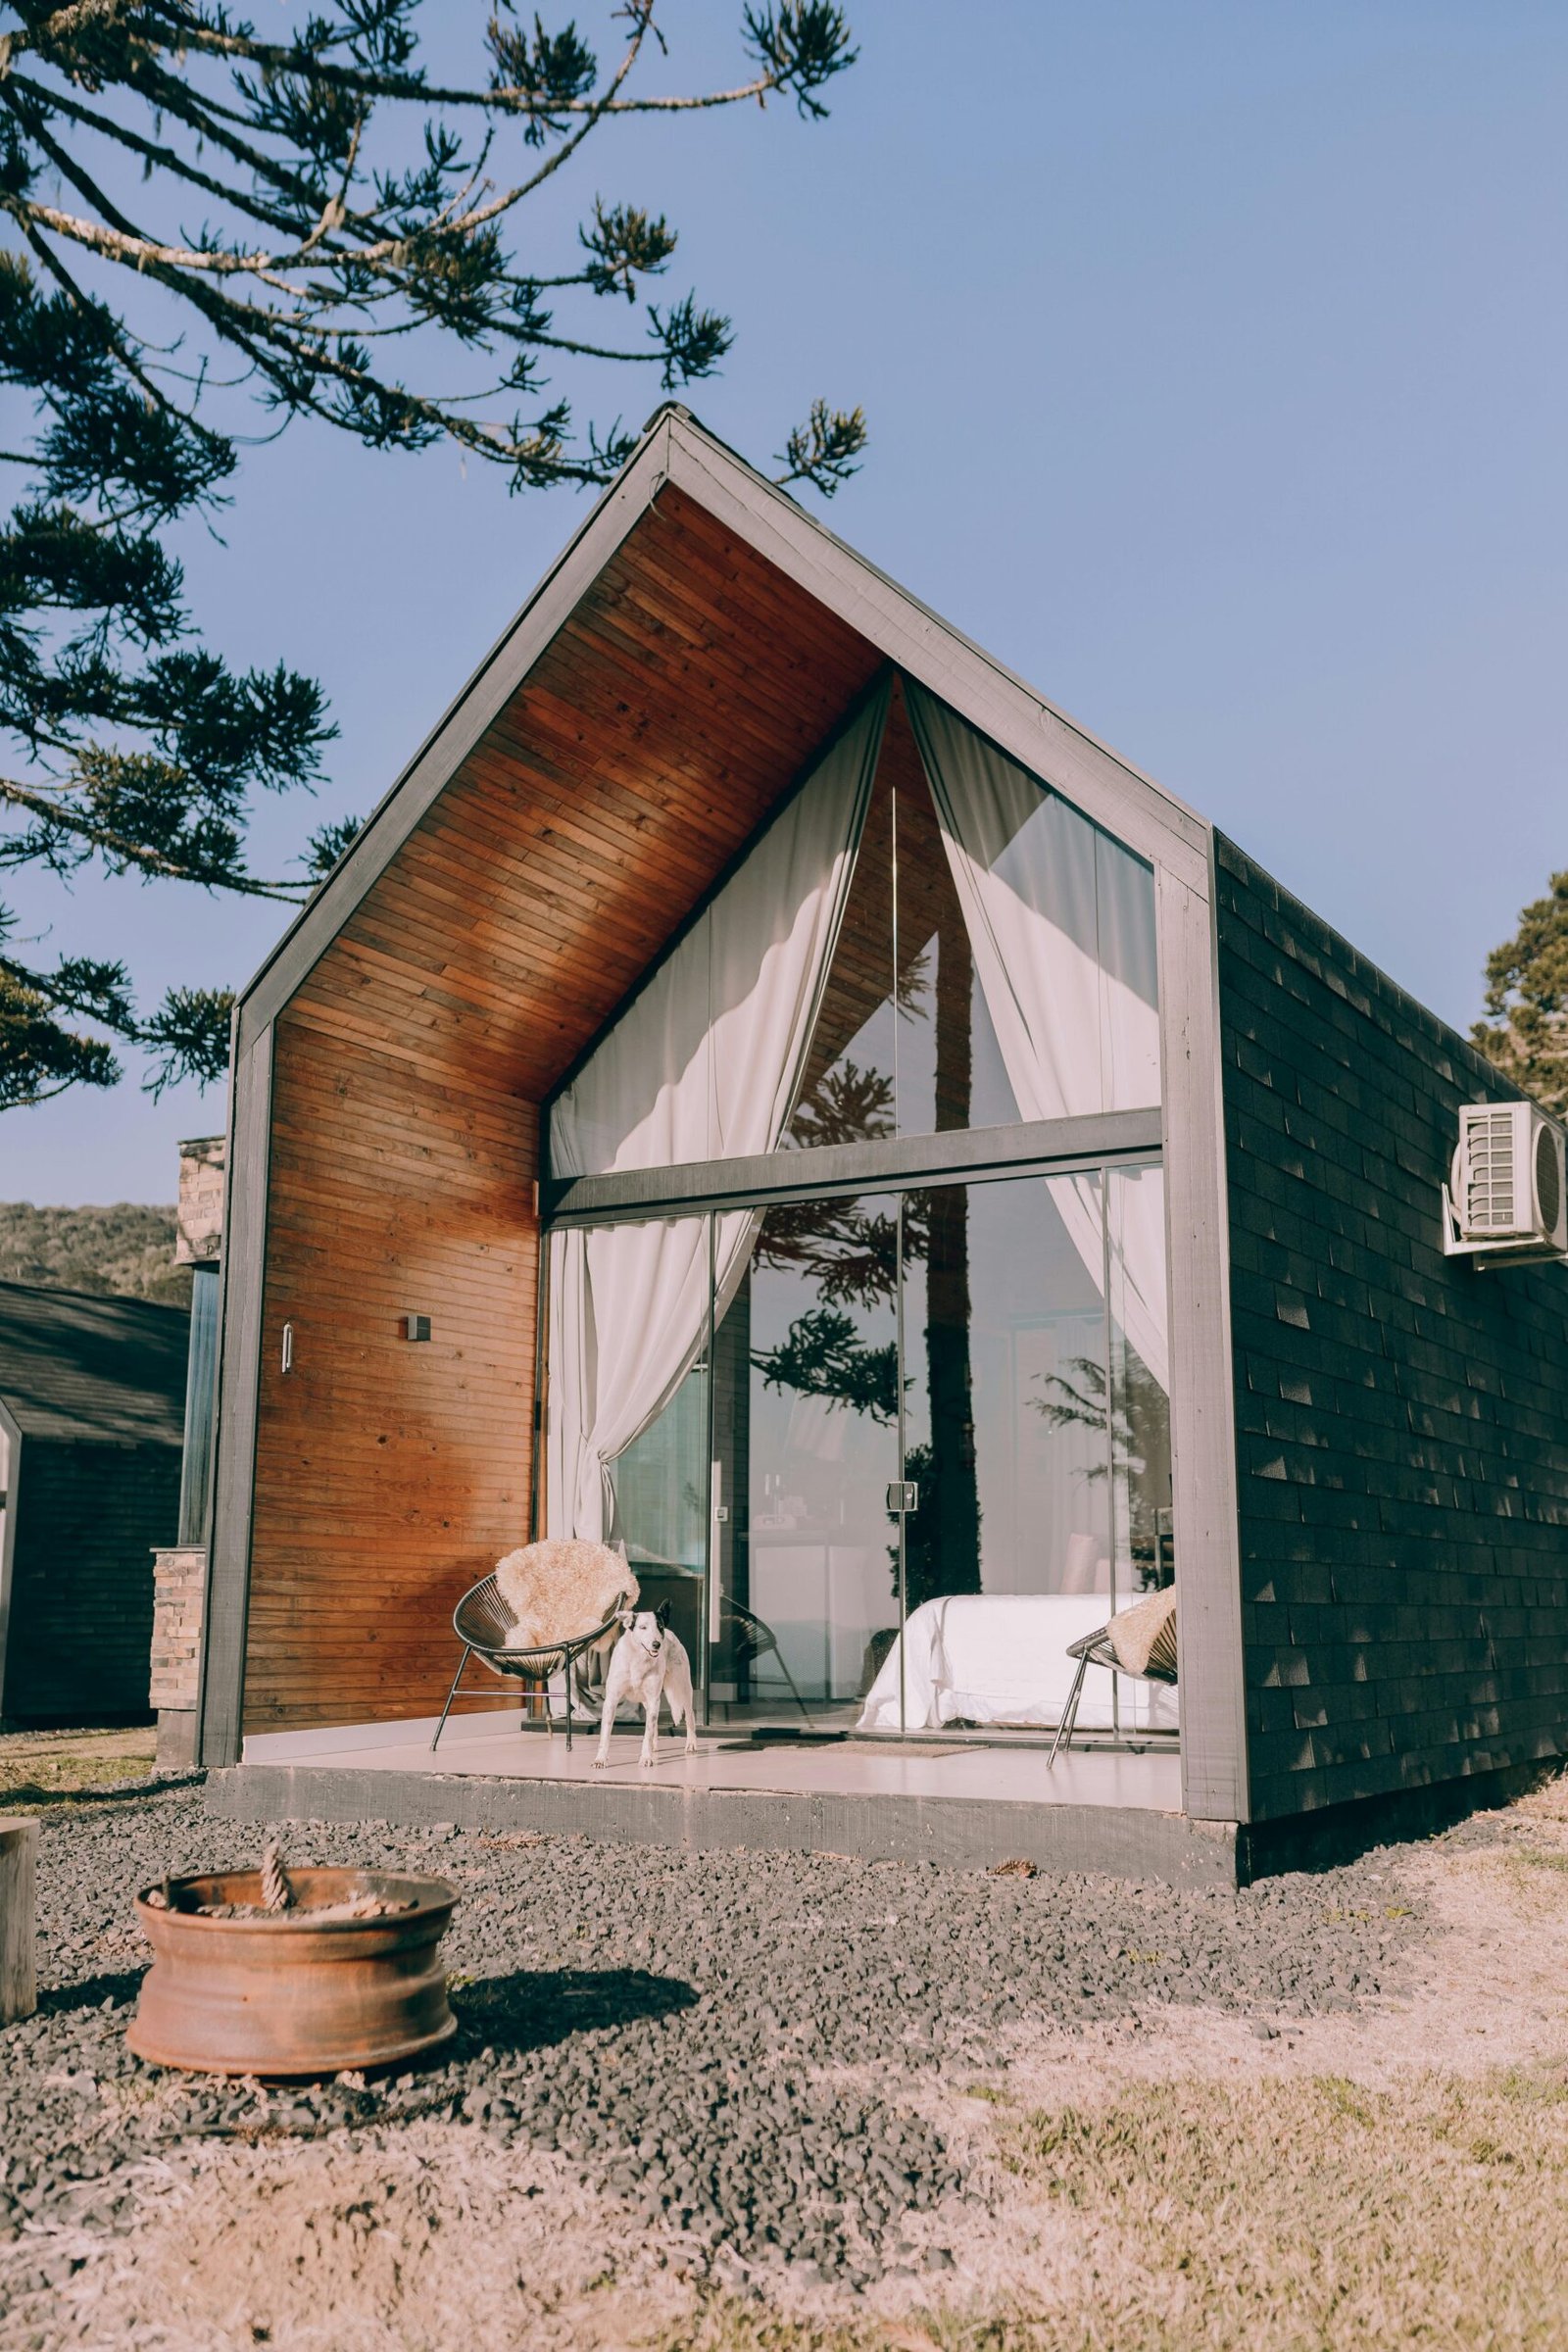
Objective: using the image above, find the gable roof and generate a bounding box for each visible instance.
[232,407,1213,1097]
[0,1281,188,1447]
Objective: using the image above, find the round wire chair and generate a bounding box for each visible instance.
[430,1572,631,1754]
[1047,1585,1178,1768]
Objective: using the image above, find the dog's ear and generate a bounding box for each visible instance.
[618,1608,636,1632]
[656,1600,671,1630]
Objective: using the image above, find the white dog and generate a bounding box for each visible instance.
[593,1605,699,1770]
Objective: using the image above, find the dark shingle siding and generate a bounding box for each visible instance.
[2,1440,178,1722]
[1215,834,1568,1824]
[0,1282,187,1726]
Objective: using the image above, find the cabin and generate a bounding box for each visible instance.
[196,408,1568,1883]
[0,1282,188,1729]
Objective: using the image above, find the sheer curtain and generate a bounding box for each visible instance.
[903,677,1169,1390]
[547,682,891,1543]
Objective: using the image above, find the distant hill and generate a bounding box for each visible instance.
[0,1202,191,1307]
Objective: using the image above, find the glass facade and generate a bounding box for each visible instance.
[545,671,1172,1746]
[575,1164,1174,1737]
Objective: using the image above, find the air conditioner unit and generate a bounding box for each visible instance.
[1443,1102,1568,1265]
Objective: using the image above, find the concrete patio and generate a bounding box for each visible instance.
[211,1711,1220,1884]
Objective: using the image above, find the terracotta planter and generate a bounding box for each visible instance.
[127,1868,460,2077]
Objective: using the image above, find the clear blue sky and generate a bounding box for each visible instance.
[7,0,1565,1202]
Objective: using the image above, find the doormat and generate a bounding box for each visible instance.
[716,1735,969,1759]
[841,1740,968,1758]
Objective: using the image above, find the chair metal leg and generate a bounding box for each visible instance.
[767,1641,813,1727]
[564,1646,574,1752]
[1048,1655,1090,1769]
[431,1646,471,1752]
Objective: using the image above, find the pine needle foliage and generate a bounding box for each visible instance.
[0,0,863,1110]
[1472,870,1568,1120]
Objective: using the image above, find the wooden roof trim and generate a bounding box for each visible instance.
[235,411,680,1049]
[662,417,1212,894]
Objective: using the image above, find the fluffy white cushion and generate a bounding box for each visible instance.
[494,1540,638,1652]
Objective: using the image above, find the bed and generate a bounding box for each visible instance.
[856,1592,1179,1735]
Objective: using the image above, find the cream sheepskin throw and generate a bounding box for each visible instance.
[1107,1584,1178,1682]
[494,1540,638,1652]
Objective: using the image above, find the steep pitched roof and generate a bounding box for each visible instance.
[0,1281,188,1447]
[230,407,1212,1089]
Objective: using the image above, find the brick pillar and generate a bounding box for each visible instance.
[150,1545,206,1768]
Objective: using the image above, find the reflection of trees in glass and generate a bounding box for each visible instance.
[1034,1349,1171,1588]
[755,1304,897,1422]
[787,1061,895,1152]
[750,872,986,1615]
[909,895,981,1607]
[751,1118,905,1418]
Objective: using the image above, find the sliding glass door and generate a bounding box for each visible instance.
[567,1157,1174,1742]
[714,1196,901,1716]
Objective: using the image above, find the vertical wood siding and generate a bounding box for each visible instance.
[241,1017,537,1733]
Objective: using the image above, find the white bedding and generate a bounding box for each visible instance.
[857,1592,1179,1734]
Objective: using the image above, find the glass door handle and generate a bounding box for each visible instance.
[886,1482,919,1515]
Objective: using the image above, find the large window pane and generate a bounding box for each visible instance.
[904,676,1161,1123]
[1106,1164,1174,1596]
[888,710,1020,1138]
[781,769,897,1151]
[607,1341,711,1675]
[902,1173,1109,1608]
[712,1195,902,1710]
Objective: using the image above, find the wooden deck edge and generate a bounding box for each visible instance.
[206,1764,1239,1889]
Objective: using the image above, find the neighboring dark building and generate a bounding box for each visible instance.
[0,1282,188,1728]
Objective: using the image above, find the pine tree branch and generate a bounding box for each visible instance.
[0,776,311,901]
[20,0,840,122]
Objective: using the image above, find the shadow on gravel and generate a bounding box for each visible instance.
[0,1773,203,1814]
[36,1968,147,2016]
[452,1966,699,2057]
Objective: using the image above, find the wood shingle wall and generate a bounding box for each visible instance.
[1215,835,1568,1823]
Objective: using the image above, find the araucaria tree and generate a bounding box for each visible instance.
[0,0,862,1109]
[1472,870,1568,1119]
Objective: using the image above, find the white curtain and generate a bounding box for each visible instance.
[903,677,1169,1391]
[547,682,891,1542]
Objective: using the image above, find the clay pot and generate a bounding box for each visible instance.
[127,1868,459,2077]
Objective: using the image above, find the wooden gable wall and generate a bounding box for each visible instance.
[241,487,883,1733]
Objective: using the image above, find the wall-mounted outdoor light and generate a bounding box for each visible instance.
[404,1313,432,1342]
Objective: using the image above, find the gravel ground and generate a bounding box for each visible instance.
[0,1783,1420,2337]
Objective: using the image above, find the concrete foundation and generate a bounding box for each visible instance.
[207,1759,1239,1888]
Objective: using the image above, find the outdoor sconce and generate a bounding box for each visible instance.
[404,1313,432,1342]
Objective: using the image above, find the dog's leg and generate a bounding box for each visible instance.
[670,1647,699,1756]
[640,1687,660,1770]
[594,1654,626,1769]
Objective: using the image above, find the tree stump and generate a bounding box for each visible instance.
[0,1817,39,2025]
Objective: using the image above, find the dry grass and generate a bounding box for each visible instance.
[646,2047,1568,2352]
[978,2063,1568,2349]
[0,1725,158,1810]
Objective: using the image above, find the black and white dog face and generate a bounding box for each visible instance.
[617,1602,671,1657]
